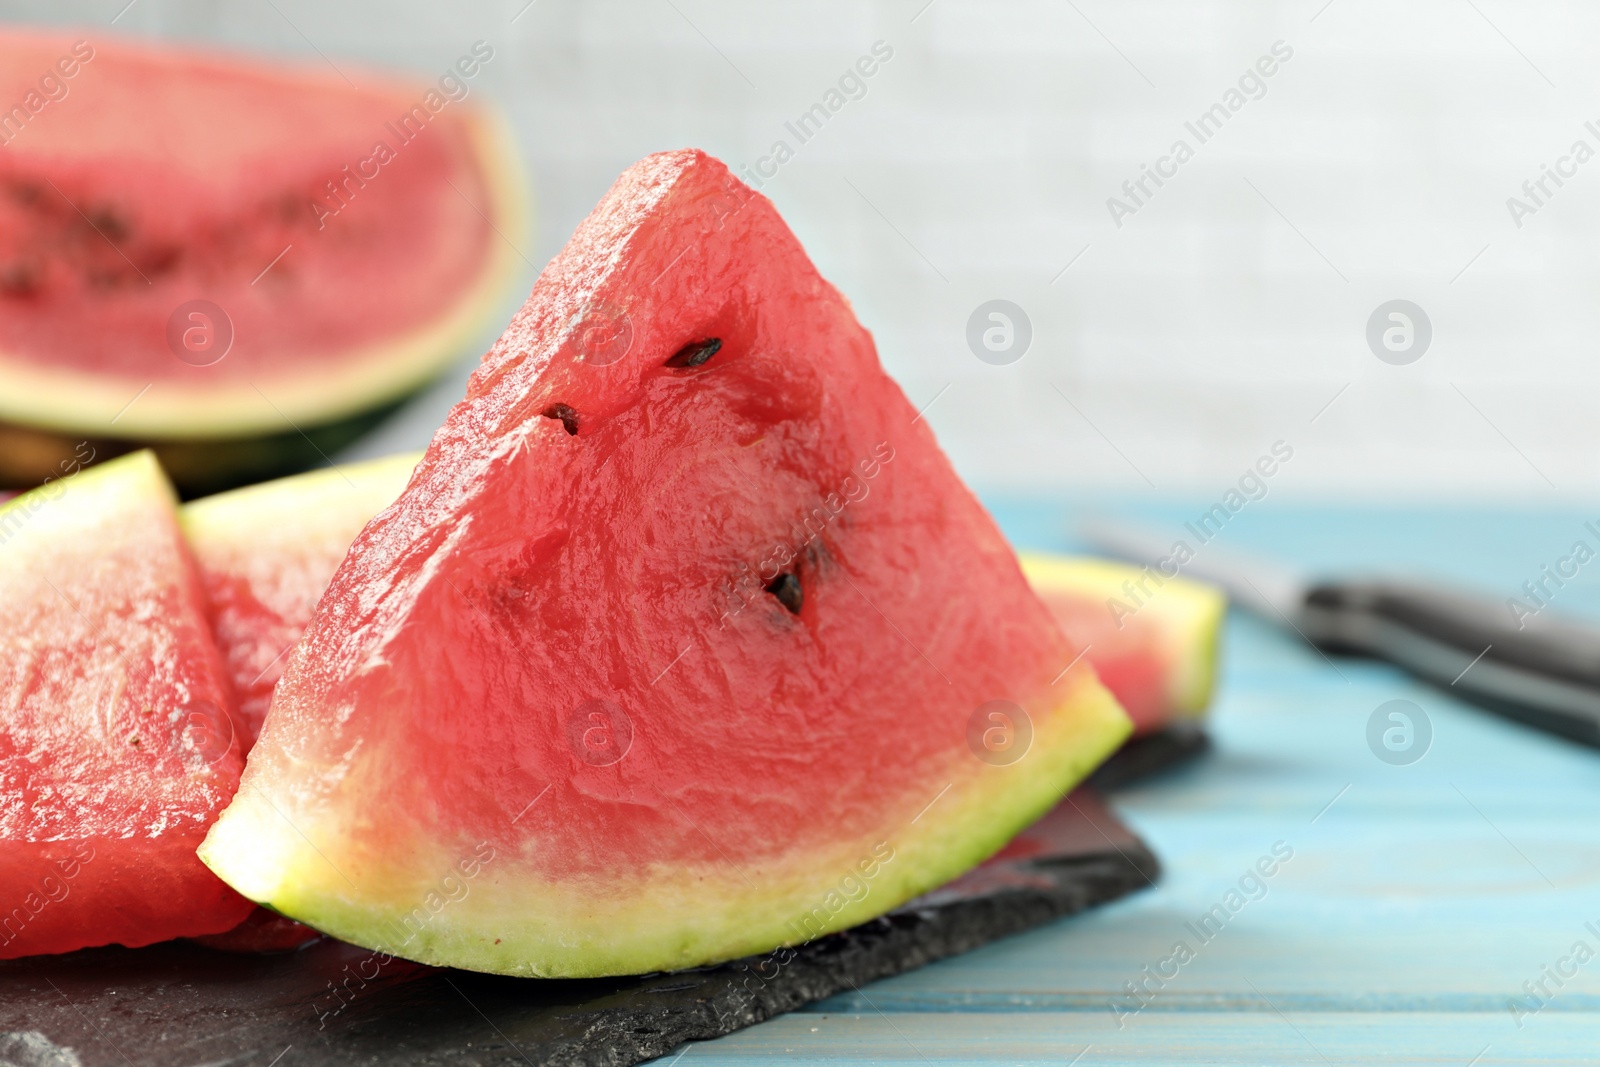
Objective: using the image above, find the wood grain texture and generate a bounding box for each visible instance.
[667,499,1600,1063]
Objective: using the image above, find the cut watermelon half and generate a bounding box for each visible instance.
[0,31,525,495]
[182,452,422,747]
[200,150,1132,978]
[1021,553,1225,734]
[0,452,253,958]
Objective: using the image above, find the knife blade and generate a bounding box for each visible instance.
[1078,517,1600,749]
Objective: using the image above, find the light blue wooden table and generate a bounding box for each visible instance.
[665,497,1600,1065]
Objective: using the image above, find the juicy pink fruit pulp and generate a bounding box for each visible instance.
[0,454,252,958]
[248,150,1097,885]
[183,455,421,747]
[1037,590,1173,732]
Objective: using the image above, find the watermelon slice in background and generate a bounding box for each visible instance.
[1022,553,1225,734]
[0,452,254,958]
[182,452,422,747]
[199,150,1133,978]
[0,30,525,497]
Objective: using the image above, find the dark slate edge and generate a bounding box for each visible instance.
[0,724,1195,1067]
[1088,722,1210,792]
[389,845,1161,1067]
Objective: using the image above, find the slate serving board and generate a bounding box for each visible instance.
[0,731,1200,1067]
[1088,721,1209,793]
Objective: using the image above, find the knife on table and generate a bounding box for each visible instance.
[1079,518,1600,749]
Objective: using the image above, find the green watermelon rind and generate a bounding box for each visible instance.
[198,677,1129,978]
[1020,552,1226,721]
[0,398,409,499]
[181,450,423,549]
[185,459,1133,975]
[0,446,154,526]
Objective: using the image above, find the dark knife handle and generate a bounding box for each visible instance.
[1301,580,1600,747]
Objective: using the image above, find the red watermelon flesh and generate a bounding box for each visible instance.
[0,30,522,440]
[0,452,253,958]
[182,453,422,747]
[199,150,1131,978]
[179,454,420,955]
[189,906,322,954]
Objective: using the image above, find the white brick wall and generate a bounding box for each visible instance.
[18,0,1600,497]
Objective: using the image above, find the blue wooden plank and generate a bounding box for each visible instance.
[664,501,1600,1063]
[801,615,1600,1014]
[678,1011,1580,1064]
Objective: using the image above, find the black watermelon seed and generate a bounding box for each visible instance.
[542,403,580,435]
[765,572,803,616]
[666,338,722,368]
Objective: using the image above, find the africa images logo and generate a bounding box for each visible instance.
[1106,41,1294,228]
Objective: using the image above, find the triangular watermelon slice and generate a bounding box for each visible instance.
[200,150,1132,977]
[0,452,253,958]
